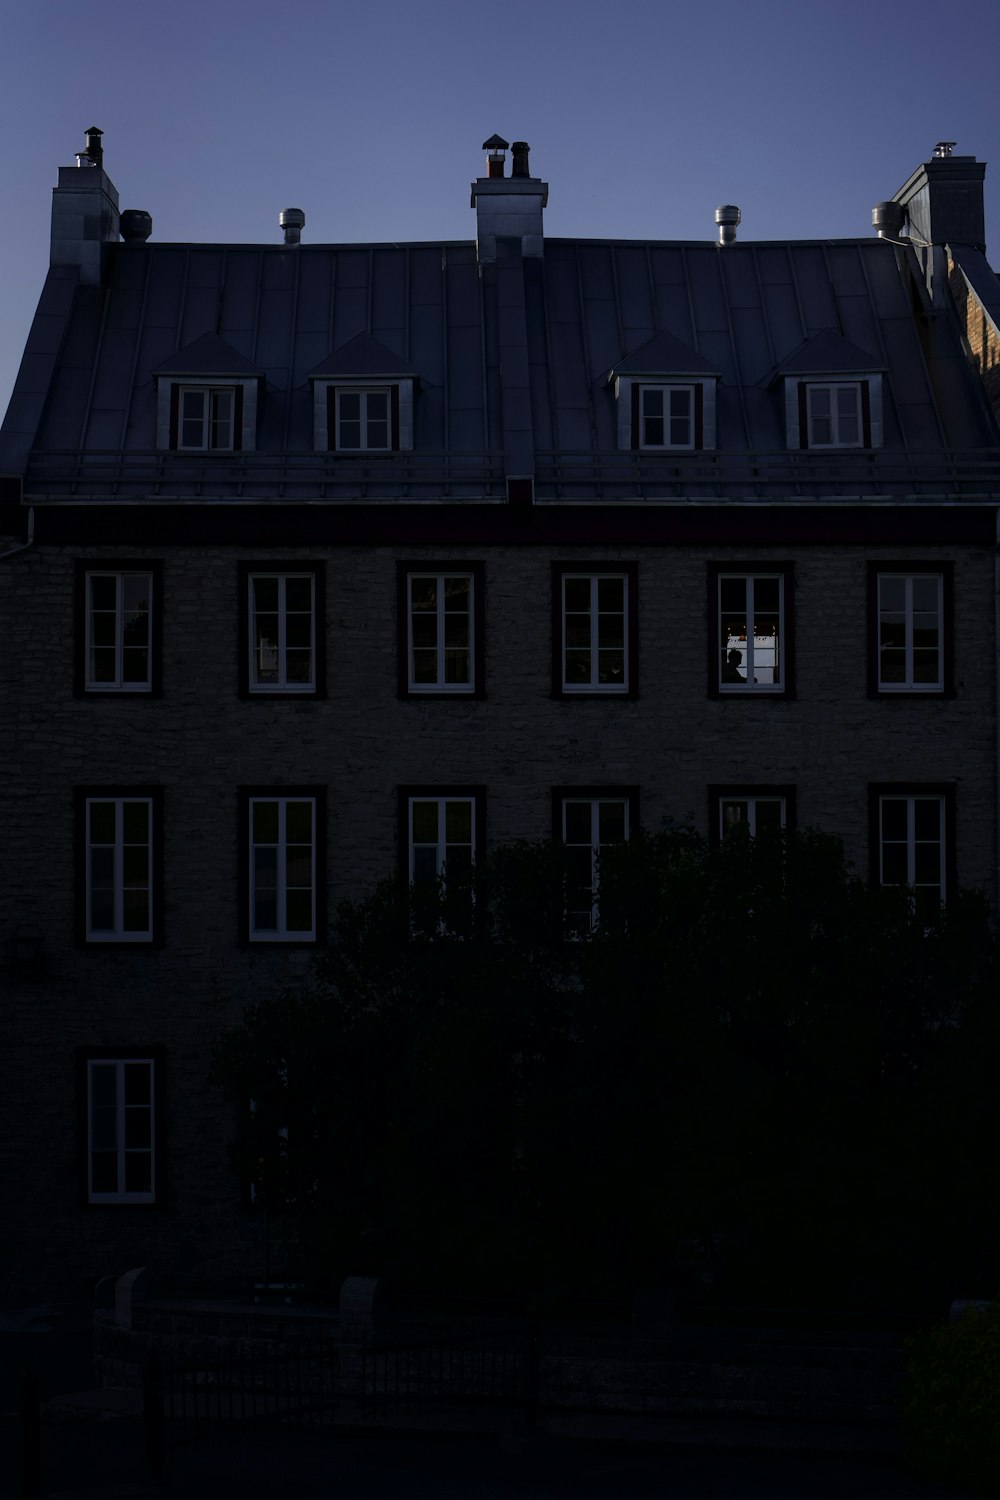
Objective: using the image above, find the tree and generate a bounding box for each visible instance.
[212,827,999,1308]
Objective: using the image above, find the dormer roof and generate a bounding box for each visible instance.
[152,332,263,378]
[308,332,419,382]
[609,331,720,383]
[776,328,886,378]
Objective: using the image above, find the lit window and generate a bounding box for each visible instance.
[405,572,476,694]
[247,795,318,942]
[806,383,862,448]
[557,792,633,936]
[87,1058,156,1205]
[875,571,945,693]
[247,573,316,693]
[84,795,155,943]
[84,570,153,692]
[639,384,694,449]
[714,569,789,694]
[177,386,236,451]
[557,568,634,695]
[875,790,949,924]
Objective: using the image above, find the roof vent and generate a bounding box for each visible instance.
[714,204,741,246]
[872,200,905,240]
[482,134,508,179]
[75,125,103,170]
[933,141,956,159]
[279,208,305,246]
[120,209,152,243]
[511,141,531,179]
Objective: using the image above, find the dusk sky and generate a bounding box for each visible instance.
[2,0,999,418]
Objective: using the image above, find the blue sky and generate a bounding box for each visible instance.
[2,0,999,417]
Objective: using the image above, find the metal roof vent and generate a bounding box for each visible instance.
[714,205,741,246]
[120,209,152,243]
[75,125,103,169]
[279,208,305,246]
[511,141,531,179]
[872,200,906,240]
[933,141,956,159]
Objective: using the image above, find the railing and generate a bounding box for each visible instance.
[356,1318,538,1424]
[22,447,1000,504]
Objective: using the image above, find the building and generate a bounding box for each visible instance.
[2,130,999,1304]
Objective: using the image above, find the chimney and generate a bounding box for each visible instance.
[471,134,548,263]
[50,127,120,285]
[891,143,986,250]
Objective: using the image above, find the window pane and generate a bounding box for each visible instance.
[286,849,313,888]
[597,801,626,843]
[411,649,438,683]
[564,651,591,684]
[285,801,313,844]
[722,800,747,833]
[285,650,312,684]
[90,1063,116,1108]
[122,802,149,844]
[411,801,439,844]
[284,577,312,614]
[124,1155,152,1195]
[444,801,472,842]
[879,576,906,612]
[285,890,313,932]
[122,889,150,932]
[443,650,470,684]
[754,799,784,830]
[912,577,939,614]
[89,802,116,843]
[881,843,909,885]
[413,847,438,884]
[253,802,279,843]
[597,577,624,612]
[91,1153,118,1194]
[563,578,591,612]
[564,802,592,844]
[124,1110,151,1151]
[881,799,908,841]
[91,1106,117,1151]
[124,1063,151,1106]
[913,798,941,841]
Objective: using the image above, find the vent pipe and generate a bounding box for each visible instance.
[714,204,741,246]
[872,201,906,240]
[279,208,305,246]
[511,141,531,179]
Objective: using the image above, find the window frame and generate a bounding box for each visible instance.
[635,382,700,450]
[75,787,163,946]
[708,785,796,846]
[239,787,326,946]
[398,785,486,889]
[868,562,953,698]
[326,385,399,452]
[708,563,795,698]
[75,561,162,697]
[238,563,325,698]
[397,562,485,699]
[157,376,258,452]
[869,783,955,918]
[80,1050,164,1207]
[552,785,639,935]
[552,562,639,699]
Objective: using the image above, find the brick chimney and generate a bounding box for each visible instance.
[890,143,986,309]
[470,135,548,263]
[50,127,120,285]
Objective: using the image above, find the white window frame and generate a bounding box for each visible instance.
[638,383,695,450]
[336,387,391,451]
[719,795,786,839]
[561,795,631,935]
[177,385,236,451]
[806,382,862,448]
[249,797,317,942]
[87,1058,156,1205]
[718,572,785,694]
[561,572,630,694]
[86,797,154,943]
[408,796,477,887]
[876,572,944,693]
[248,573,316,693]
[406,573,475,694]
[85,571,153,692]
[878,794,947,912]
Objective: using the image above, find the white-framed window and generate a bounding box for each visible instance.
[719,795,786,838]
[407,795,477,887]
[178,386,236,451]
[87,1058,156,1205]
[876,791,948,923]
[85,796,154,943]
[806,382,862,448]
[336,388,391,451]
[876,572,944,692]
[84,571,153,692]
[716,571,787,693]
[248,796,317,942]
[558,569,632,695]
[406,573,475,693]
[560,794,632,936]
[247,573,316,693]
[639,384,694,449]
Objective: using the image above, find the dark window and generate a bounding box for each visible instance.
[76,561,162,697]
[238,787,326,945]
[552,563,639,698]
[868,563,952,696]
[709,785,797,845]
[553,786,639,935]
[80,1048,164,1206]
[239,563,325,698]
[76,787,163,945]
[397,563,486,698]
[869,783,955,924]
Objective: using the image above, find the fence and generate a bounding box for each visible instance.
[357,1319,538,1425]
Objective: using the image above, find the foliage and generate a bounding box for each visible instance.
[211,826,1000,1306]
[904,1301,1000,1490]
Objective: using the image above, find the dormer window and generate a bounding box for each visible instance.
[309,333,418,454]
[804,382,864,448]
[638,384,697,449]
[178,386,238,451]
[331,387,394,451]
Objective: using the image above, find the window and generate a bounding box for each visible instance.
[804,383,863,447]
[710,566,793,696]
[77,563,160,695]
[242,791,322,943]
[240,565,323,696]
[85,1056,159,1205]
[78,790,161,944]
[398,564,484,697]
[401,788,484,889]
[871,785,954,924]
[322,386,400,452]
[553,564,638,697]
[870,565,950,695]
[637,384,697,449]
[176,386,239,451]
[554,788,637,935]
[710,785,795,844]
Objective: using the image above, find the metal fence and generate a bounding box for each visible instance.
[356,1319,538,1424]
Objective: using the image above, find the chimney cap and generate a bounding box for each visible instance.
[482,134,509,151]
[933,141,957,158]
